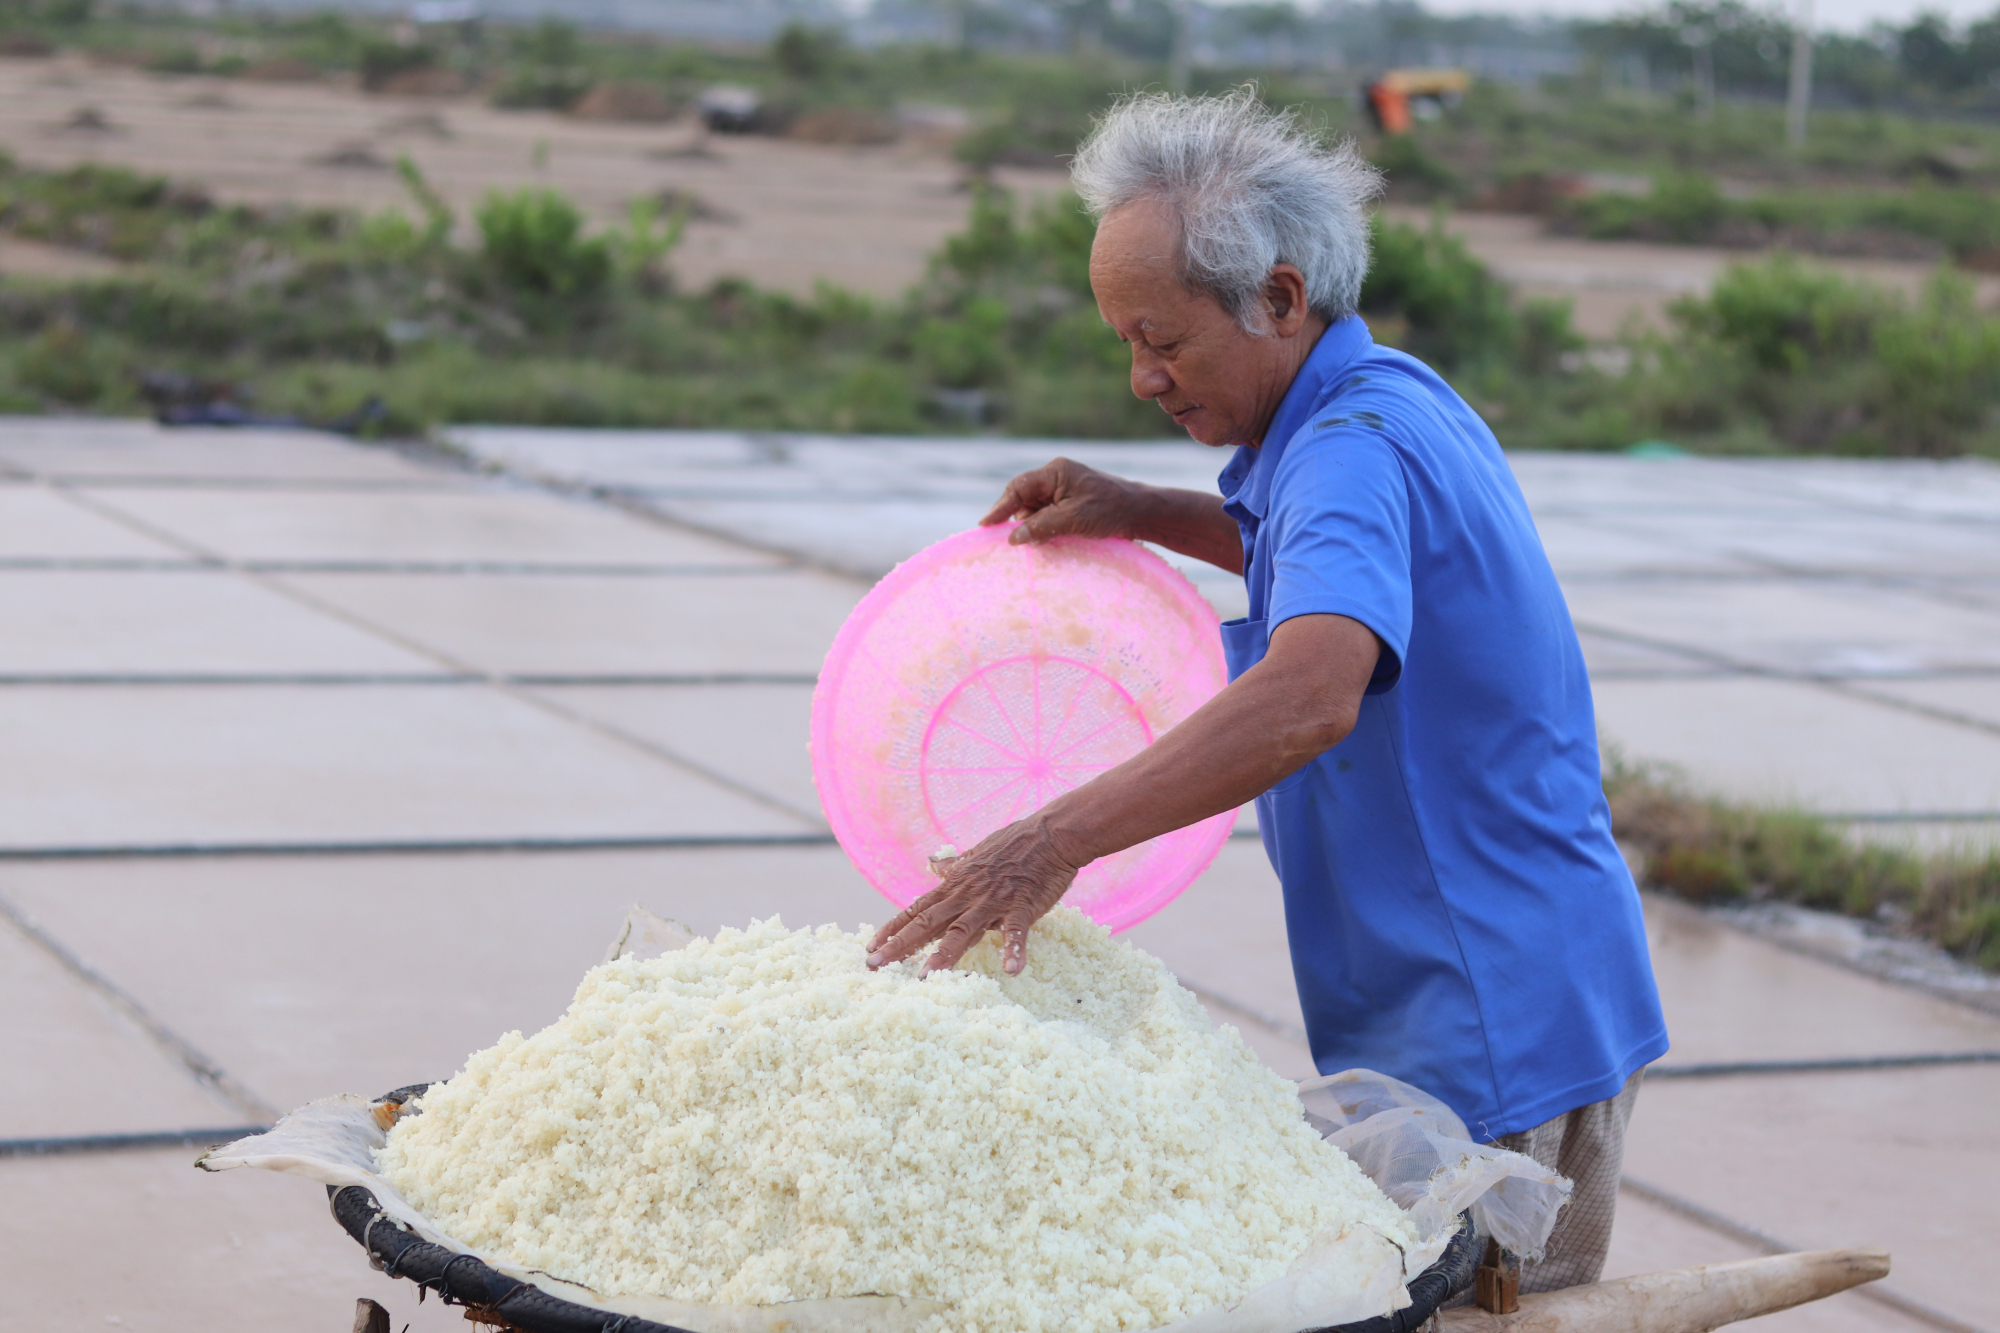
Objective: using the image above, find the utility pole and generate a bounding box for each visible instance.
[1168,0,1192,92]
[1786,0,1816,148]
[1692,28,1716,119]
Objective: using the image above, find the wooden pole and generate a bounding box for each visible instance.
[1438,1249,1891,1333]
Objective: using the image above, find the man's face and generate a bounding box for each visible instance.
[1089,198,1298,449]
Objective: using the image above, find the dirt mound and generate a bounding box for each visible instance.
[788,107,896,145]
[374,66,467,97]
[239,56,320,82]
[570,81,678,123]
[0,32,55,57]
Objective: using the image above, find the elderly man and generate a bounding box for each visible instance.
[868,91,1668,1293]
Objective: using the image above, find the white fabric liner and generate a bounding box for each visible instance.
[198,906,1570,1333]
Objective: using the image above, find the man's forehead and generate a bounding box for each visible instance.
[1093,198,1179,259]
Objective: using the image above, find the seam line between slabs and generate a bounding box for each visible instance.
[48,483,831,831]
[0,1127,271,1159]
[0,892,278,1124]
[0,672,820,687]
[0,556,804,576]
[0,833,840,860]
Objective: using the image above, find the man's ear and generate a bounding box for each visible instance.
[1264,264,1311,338]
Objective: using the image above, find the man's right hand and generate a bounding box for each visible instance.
[981,458,1244,575]
[980,457,1151,545]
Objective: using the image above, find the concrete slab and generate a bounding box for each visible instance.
[1593,511,2000,578]
[0,684,810,851]
[535,683,821,815]
[447,428,1230,507]
[1728,456,2000,524]
[0,483,185,561]
[1624,1062,1997,1332]
[0,570,441,676]
[1643,894,2000,1062]
[0,1147,464,1333]
[1596,674,2000,815]
[0,419,450,485]
[0,840,1307,1113]
[1564,577,2000,676]
[1852,675,2000,731]
[1506,454,1832,516]
[1531,513,1761,577]
[538,685,1263,837]
[1593,676,2000,814]
[608,494,986,579]
[0,847,893,1113]
[1575,629,1728,678]
[84,485,780,568]
[444,429,1255,617]
[639,495,1253,618]
[279,569,863,677]
[0,913,244,1139]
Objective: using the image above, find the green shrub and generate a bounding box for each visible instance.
[146,43,204,74]
[475,188,610,298]
[1369,135,1462,202]
[1676,254,1880,373]
[772,21,845,83]
[913,296,1009,389]
[13,320,119,403]
[491,17,590,110]
[356,38,435,91]
[1359,217,1523,372]
[10,147,1999,459]
[1563,172,1727,243]
[1606,756,2000,971]
[1629,256,2000,456]
[1870,273,2000,454]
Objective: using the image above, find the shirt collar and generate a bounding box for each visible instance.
[1218,315,1374,522]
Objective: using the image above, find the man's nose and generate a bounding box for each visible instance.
[1129,347,1173,401]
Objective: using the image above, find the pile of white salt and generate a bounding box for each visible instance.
[376,908,1414,1333]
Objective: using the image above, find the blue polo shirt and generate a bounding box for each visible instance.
[1218,315,1667,1140]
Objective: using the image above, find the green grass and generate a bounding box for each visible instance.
[8,146,2000,456]
[1606,756,2000,973]
[0,153,1172,437]
[1565,257,2000,457]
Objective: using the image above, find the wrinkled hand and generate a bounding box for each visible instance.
[981,457,1152,547]
[867,817,1084,976]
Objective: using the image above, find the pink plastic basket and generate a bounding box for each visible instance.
[811,524,1234,932]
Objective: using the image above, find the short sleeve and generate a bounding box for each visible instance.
[1263,430,1412,691]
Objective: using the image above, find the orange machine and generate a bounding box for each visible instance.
[1364,68,1472,134]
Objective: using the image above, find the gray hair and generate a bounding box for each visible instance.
[1070,89,1382,329]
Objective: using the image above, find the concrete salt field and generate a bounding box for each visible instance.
[2,419,1995,1333]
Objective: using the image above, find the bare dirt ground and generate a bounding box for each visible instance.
[0,53,1055,298]
[1390,208,2000,338]
[0,53,1992,334]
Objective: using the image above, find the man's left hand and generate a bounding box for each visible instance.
[866,817,1083,976]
